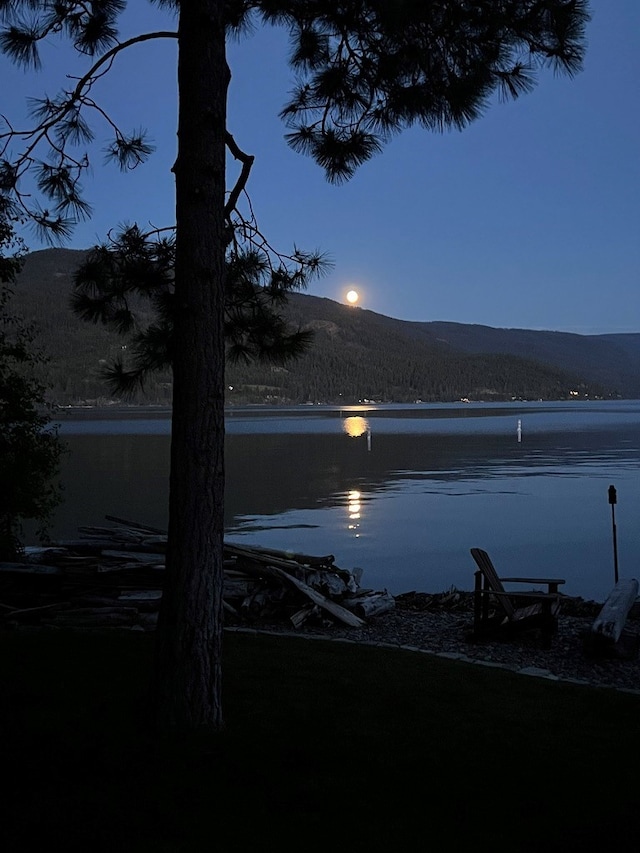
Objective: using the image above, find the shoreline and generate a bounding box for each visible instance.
[227,592,640,694]
[52,398,640,421]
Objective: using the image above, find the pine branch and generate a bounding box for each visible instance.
[225,130,255,221]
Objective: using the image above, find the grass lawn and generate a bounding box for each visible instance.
[1,628,638,851]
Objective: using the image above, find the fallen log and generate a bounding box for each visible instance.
[134,535,167,550]
[49,556,98,567]
[225,543,358,593]
[223,600,239,616]
[102,565,163,575]
[75,595,121,607]
[290,603,319,628]
[137,612,159,629]
[52,606,139,618]
[0,562,61,575]
[101,550,165,564]
[241,589,281,619]
[54,539,166,555]
[78,525,138,538]
[3,601,70,620]
[230,543,335,568]
[118,590,162,612]
[319,572,350,598]
[47,539,130,553]
[24,546,72,560]
[342,591,396,619]
[225,543,311,573]
[223,578,262,600]
[118,590,163,602]
[78,527,144,545]
[262,565,365,627]
[3,518,392,631]
[104,515,167,536]
[48,606,139,627]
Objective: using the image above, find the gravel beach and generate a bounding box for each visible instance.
[226,592,640,694]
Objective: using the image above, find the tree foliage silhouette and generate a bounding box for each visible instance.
[0,0,590,729]
[0,217,63,559]
[70,224,323,395]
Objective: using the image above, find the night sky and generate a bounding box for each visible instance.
[2,0,638,334]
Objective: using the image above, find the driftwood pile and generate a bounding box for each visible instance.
[0,516,395,631]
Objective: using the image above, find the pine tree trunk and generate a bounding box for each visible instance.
[153,1,227,731]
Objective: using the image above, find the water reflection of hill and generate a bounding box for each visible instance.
[225,426,639,526]
[48,404,640,543]
[45,406,639,601]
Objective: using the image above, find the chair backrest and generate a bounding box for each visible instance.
[470,548,515,620]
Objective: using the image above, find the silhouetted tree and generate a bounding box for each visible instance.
[0,217,63,559]
[0,0,590,730]
[70,224,322,395]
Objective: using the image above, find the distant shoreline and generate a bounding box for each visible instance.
[52,397,640,421]
[54,405,173,420]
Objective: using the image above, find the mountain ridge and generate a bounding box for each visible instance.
[8,248,638,404]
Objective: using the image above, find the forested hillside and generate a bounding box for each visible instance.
[419,321,640,399]
[10,249,172,405]
[9,249,632,405]
[231,292,603,403]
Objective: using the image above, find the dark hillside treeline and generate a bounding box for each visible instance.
[10,249,172,405]
[9,249,633,405]
[422,321,640,399]
[227,302,598,404]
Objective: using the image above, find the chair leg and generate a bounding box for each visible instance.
[539,600,557,649]
[473,571,481,635]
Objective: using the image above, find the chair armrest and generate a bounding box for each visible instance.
[486,590,560,601]
[499,576,565,594]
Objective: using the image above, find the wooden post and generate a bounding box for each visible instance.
[473,570,484,635]
[608,485,619,584]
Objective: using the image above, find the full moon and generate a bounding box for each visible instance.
[346,289,359,305]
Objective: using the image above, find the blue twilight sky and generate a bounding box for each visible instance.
[1,0,638,335]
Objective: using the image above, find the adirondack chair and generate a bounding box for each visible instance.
[470,548,565,645]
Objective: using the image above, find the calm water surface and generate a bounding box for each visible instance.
[48,401,640,602]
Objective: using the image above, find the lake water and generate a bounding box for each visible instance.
[47,400,640,603]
